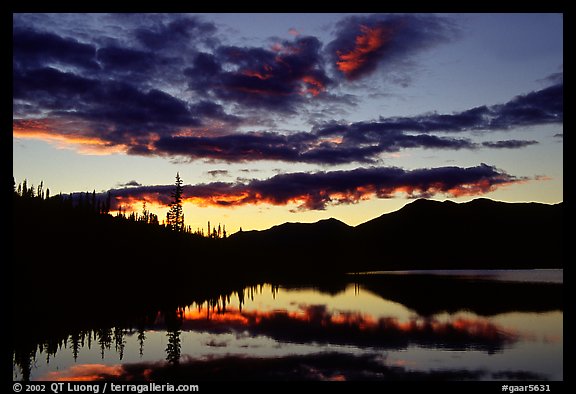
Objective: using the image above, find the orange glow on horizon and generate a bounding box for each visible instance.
[13,119,126,155]
[110,177,531,217]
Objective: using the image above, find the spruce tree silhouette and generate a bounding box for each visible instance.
[166,173,184,232]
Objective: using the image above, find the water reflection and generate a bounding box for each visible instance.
[12,271,563,381]
[39,353,548,382]
[179,304,519,352]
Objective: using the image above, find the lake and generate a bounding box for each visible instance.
[12,270,562,381]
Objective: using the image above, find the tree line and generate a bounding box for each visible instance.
[13,173,229,239]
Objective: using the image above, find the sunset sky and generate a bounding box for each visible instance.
[12,13,563,232]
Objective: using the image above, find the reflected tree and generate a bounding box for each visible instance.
[114,327,126,361]
[43,337,62,364]
[13,346,35,382]
[97,328,113,359]
[137,327,146,358]
[237,289,245,312]
[164,309,182,365]
[69,332,81,361]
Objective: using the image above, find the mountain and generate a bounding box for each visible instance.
[11,195,563,348]
[12,193,563,284]
[354,198,563,270]
[230,217,352,245]
[228,198,563,274]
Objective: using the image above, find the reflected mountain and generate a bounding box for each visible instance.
[13,275,563,382]
[13,297,521,380]
[39,352,548,381]
[355,274,563,316]
[13,274,561,358]
[12,189,563,382]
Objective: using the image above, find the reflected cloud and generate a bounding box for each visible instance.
[179,303,518,352]
[40,364,123,381]
[14,279,560,382]
[38,353,547,381]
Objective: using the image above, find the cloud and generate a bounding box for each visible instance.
[288,27,300,36]
[184,35,333,112]
[133,14,218,51]
[315,82,563,142]
[13,66,201,133]
[13,27,99,71]
[13,16,561,166]
[206,170,230,178]
[150,100,553,163]
[153,131,388,165]
[538,69,563,86]
[14,63,560,163]
[327,14,458,81]
[117,180,142,187]
[481,140,538,149]
[489,82,563,128]
[96,46,159,74]
[12,64,243,156]
[105,164,530,211]
[12,18,242,154]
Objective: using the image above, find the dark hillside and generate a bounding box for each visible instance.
[353,198,563,270]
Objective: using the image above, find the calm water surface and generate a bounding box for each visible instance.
[13,270,562,381]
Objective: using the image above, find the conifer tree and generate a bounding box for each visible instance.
[167,173,184,232]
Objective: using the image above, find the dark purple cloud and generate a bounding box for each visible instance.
[96,46,158,73]
[14,58,558,164]
[489,83,563,128]
[12,14,561,167]
[13,66,197,132]
[327,14,458,81]
[315,82,563,143]
[153,131,478,165]
[206,170,230,178]
[147,81,561,165]
[133,14,218,51]
[106,164,529,211]
[13,65,244,154]
[481,140,539,149]
[185,35,333,112]
[12,18,241,153]
[117,180,143,187]
[13,27,99,71]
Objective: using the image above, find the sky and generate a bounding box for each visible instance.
[12,13,563,233]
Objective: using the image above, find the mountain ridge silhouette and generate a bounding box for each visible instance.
[229,198,563,273]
